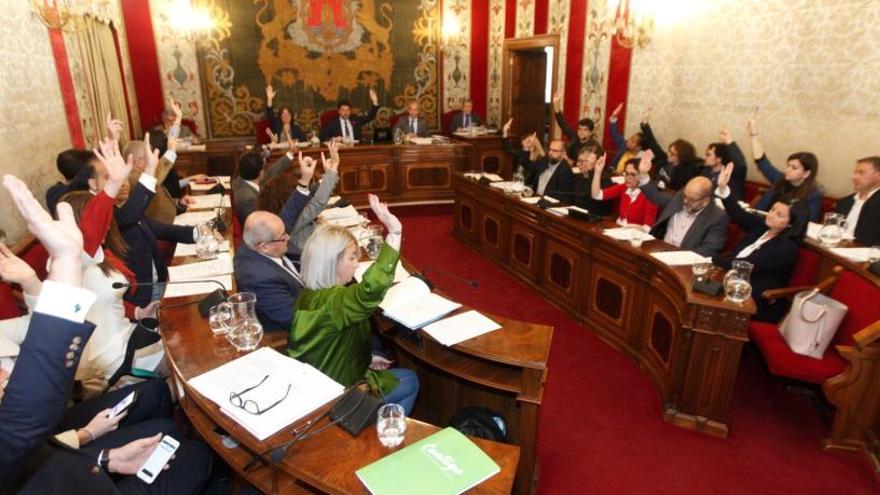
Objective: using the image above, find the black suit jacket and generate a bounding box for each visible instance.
[834,191,880,245]
[450,112,483,131]
[714,193,798,323]
[572,172,614,216]
[0,313,94,491]
[234,244,302,332]
[319,104,379,142]
[529,159,574,204]
[642,181,729,257]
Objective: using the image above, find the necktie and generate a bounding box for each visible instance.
[410,119,416,134]
[282,257,304,286]
[343,118,353,139]
[464,114,470,128]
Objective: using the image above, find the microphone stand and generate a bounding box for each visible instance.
[113,280,228,317]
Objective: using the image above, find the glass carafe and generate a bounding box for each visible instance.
[511,166,526,195]
[723,260,753,304]
[217,292,262,351]
[817,212,846,247]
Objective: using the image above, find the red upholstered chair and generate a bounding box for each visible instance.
[181,118,198,137]
[320,109,339,129]
[787,246,822,288]
[389,112,406,131]
[19,242,48,281]
[254,118,272,145]
[441,110,460,136]
[0,283,25,320]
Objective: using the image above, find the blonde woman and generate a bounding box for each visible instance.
[289,194,419,413]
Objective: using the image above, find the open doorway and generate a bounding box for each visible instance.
[502,34,560,144]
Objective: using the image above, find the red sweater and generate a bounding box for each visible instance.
[601,184,659,227]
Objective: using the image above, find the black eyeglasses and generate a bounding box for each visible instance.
[228,375,291,415]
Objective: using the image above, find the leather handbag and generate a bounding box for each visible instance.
[778,288,848,359]
[329,387,383,436]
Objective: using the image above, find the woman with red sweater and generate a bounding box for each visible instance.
[591,155,658,231]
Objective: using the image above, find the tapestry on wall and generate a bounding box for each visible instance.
[199,0,441,139]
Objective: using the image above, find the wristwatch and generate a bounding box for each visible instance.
[98,449,111,471]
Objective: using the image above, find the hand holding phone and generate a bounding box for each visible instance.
[109,390,137,418]
[136,435,179,484]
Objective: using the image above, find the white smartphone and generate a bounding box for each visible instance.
[109,391,137,418]
[136,435,179,484]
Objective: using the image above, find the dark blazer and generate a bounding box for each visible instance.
[529,158,574,204]
[701,141,748,201]
[555,111,600,162]
[502,137,537,185]
[572,172,614,216]
[319,104,379,142]
[265,106,306,142]
[0,313,95,491]
[640,122,700,192]
[642,181,729,257]
[450,112,483,131]
[714,193,798,323]
[393,115,429,137]
[234,188,310,331]
[834,191,880,246]
[232,154,292,226]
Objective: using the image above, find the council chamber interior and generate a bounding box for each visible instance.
[0,1,879,494]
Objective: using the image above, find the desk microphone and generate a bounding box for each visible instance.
[421,266,478,288]
[210,187,228,234]
[111,280,228,317]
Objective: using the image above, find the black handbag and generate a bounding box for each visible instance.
[329,387,383,436]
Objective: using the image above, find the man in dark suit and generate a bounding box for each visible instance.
[232,150,297,226]
[639,151,729,257]
[319,88,380,142]
[450,98,484,132]
[835,156,880,245]
[393,100,429,138]
[529,139,574,203]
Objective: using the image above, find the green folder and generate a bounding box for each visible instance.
[356,427,501,495]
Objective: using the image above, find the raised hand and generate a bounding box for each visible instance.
[323,140,340,172]
[0,243,40,295]
[265,127,278,144]
[368,193,401,234]
[369,87,379,105]
[94,137,133,198]
[168,97,182,125]
[552,90,562,107]
[105,113,124,141]
[595,153,607,174]
[638,149,654,176]
[719,129,733,145]
[266,84,276,106]
[82,408,126,444]
[502,118,513,137]
[718,162,734,190]
[746,116,758,136]
[140,132,160,177]
[107,434,172,475]
[610,103,623,122]
[2,175,83,285]
[297,151,316,185]
[641,106,652,123]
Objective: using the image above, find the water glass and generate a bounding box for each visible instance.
[364,224,384,260]
[226,319,263,352]
[376,403,407,448]
[692,262,712,284]
[627,228,644,248]
[208,304,230,335]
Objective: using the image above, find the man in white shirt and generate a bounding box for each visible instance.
[393,101,429,138]
[835,156,880,245]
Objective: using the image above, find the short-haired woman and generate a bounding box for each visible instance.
[289,194,419,413]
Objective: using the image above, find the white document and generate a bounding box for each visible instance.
[379,277,461,329]
[188,194,231,210]
[520,196,541,204]
[547,206,570,216]
[174,240,231,258]
[354,260,409,284]
[215,175,232,185]
[189,347,345,441]
[830,247,874,262]
[320,205,359,221]
[174,211,218,226]
[189,180,222,192]
[603,228,655,242]
[408,137,434,145]
[422,310,501,347]
[568,205,589,214]
[806,222,822,240]
[167,253,233,281]
[463,172,504,182]
[651,251,712,266]
[162,275,232,299]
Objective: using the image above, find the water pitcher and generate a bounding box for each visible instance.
[723,260,753,304]
[817,212,846,247]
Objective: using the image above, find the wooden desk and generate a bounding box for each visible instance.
[452,174,755,439]
[451,133,510,179]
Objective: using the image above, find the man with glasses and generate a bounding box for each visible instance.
[638,151,729,257]
[529,139,574,203]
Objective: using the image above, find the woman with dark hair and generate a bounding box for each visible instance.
[714,163,810,323]
[639,110,702,191]
[747,116,822,221]
[265,84,306,143]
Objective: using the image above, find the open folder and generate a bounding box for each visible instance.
[379,277,461,330]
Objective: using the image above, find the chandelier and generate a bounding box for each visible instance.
[168,0,231,47]
[603,0,655,49]
[29,0,113,31]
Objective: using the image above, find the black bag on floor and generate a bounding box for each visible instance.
[449,407,508,443]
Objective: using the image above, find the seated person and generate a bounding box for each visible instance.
[571,144,614,216]
[392,100,429,138]
[501,118,542,185]
[638,108,700,191]
[289,194,419,414]
[319,88,380,142]
[592,156,658,230]
[46,149,94,214]
[700,131,747,200]
[639,151,729,257]
[747,117,822,221]
[551,90,599,164]
[232,147,297,226]
[835,156,880,245]
[124,132,185,226]
[714,163,809,322]
[0,176,211,495]
[153,99,196,141]
[265,84,306,143]
[450,98,483,132]
[530,139,574,203]
[608,103,644,173]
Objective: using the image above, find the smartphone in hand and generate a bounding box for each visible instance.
[109,391,137,418]
[136,435,179,484]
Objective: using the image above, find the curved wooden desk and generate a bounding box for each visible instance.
[452,174,755,438]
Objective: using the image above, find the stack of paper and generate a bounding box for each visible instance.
[167,253,234,281]
[174,240,230,257]
[189,348,344,441]
[546,206,570,216]
[174,211,218,226]
[603,228,655,242]
[422,310,501,347]
[354,260,409,284]
[651,251,712,266]
[188,194,231,210]
[163,275,232,298]
[830,247,875,263]
[356,427,500,495]
[380,277,461,329]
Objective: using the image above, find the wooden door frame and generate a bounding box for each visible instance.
[501,34,561,139]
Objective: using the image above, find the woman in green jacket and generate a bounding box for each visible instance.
[288,194,419,413]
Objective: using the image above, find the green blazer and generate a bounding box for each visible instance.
[288,244,400,393]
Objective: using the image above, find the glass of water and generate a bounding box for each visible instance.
[376,403,406,448]
[364,224,384,260]
[208,304,230,335]
[226,319,263,352]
